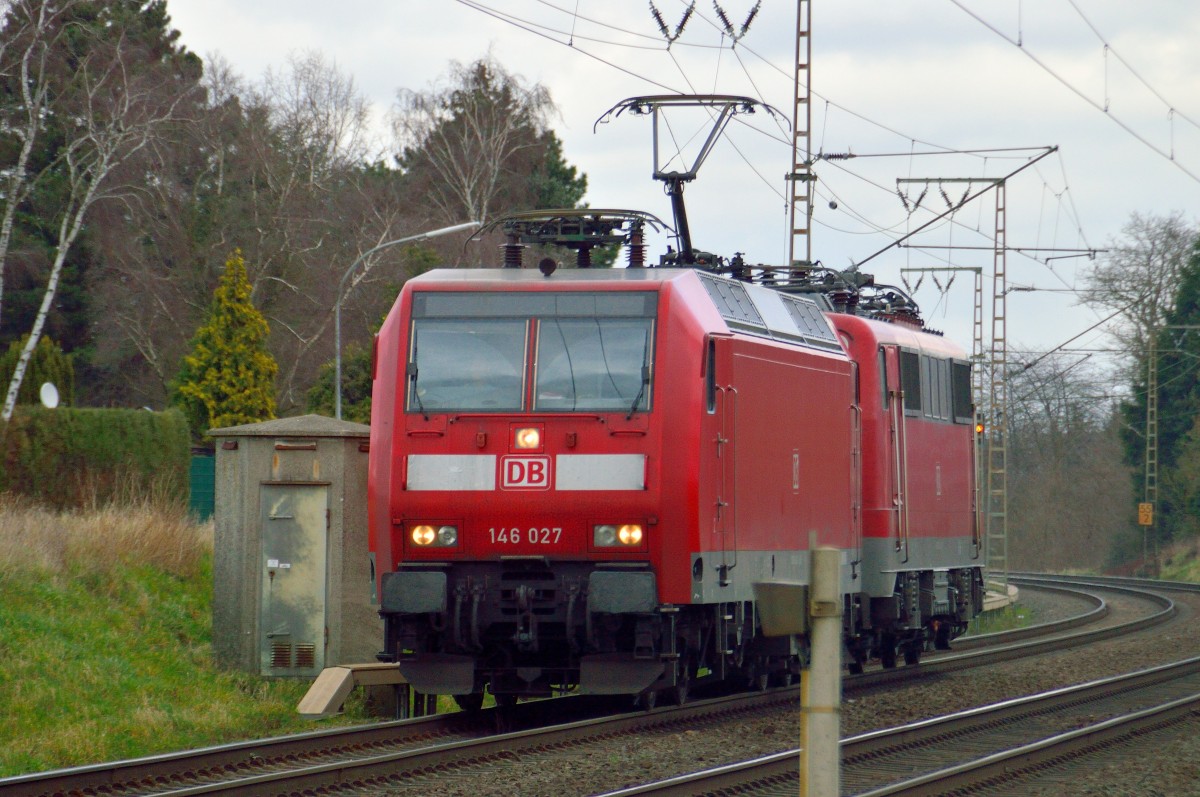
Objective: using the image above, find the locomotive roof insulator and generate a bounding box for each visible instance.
[475,209,668,270]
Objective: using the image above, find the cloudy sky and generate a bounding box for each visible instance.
[165,0,1200,368]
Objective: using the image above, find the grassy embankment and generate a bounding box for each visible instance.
[0,494,372,777]
[1158,545,1200,582]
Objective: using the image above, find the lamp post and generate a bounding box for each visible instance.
[335,221,480,419]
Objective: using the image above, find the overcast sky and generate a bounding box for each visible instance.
[165,0,1200,369]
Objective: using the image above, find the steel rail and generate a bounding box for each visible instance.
[0,578,1165,797]
[847,577,1173,691]
[855,695,1200,796]
[595,655,1200,796]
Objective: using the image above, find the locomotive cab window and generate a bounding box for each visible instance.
[951,360,973,424]
[407,319,527,411]
[406,290,657,414]
[534,317,654,412]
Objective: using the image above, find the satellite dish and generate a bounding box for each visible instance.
[39,382,59,409]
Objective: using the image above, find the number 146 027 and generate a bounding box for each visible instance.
[488,527,563,545]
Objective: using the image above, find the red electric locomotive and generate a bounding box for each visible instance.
[830,310,984,672]
[367,95,984,706]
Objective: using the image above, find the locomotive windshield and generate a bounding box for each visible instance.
[409,319,527,411]
[407,290,656,414]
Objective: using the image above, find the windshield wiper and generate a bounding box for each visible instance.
[407,362,429,421]
[627,330,651,419]
[626,365,650,420]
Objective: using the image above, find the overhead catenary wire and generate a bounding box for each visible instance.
[947,0,1200,185]
[450,1,1133,370]
[457,1,1089,260]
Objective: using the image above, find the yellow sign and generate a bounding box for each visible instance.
[1138,502,1154,526]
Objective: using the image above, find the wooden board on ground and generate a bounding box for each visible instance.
[297,663,406,718]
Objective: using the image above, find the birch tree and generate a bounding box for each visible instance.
[0,0,79,335]
[1,4,202,420]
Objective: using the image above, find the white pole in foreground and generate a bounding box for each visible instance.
[802,539,842,797]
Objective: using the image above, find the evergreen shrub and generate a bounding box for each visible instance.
[0,407,190,508]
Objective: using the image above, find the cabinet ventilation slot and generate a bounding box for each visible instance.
[295,644,316,670]
[271,643,292,669]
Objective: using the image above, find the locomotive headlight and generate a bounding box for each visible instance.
[617,524,644,545]
[514,427,541,449]
[411,524,458,547]
[593,523,644,547]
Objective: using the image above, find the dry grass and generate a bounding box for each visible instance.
[0,493,358,776]
[0,492,212,580]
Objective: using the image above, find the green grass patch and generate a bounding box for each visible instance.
[1158,551,1200,583]
[0,499,376,777]
[965,603,1036,636]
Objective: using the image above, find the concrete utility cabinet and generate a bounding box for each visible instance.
[210,415,376,677]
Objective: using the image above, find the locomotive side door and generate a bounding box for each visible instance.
[882,345,910,562]
[708,335,738,586]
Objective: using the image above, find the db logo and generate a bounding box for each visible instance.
[500,455,552,490]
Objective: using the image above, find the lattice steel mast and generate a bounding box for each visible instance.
[788,0,813,269]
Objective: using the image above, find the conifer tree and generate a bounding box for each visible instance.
[0,335,74,406]
[173,250,277,437]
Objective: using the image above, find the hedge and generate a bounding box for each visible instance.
[0,407,191,508]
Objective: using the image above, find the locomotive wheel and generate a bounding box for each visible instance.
[670,655,694,705]
[670,680,689,706]
[903,642,921,666]
[453,693,485,712]
[934,622,952,650]
[847,660,864,675]
[494,694,518,709]
[636,689,658,711]
[879,635,898,669]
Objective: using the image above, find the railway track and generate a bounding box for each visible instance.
[596,655,1200,796]
[0,576,1178,797]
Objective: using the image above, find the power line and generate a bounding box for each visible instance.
[455,2,1094,270]
[1063,0,1200,134]
[946,0,1200,185]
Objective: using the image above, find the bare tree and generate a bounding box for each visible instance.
[1081,212,1198,381]
[1006,354,1134,572]
[262,50,372,185]
[80,55,241,405]
[248,53,408,411]
[2,20,202,420]
[391,55,554,230]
